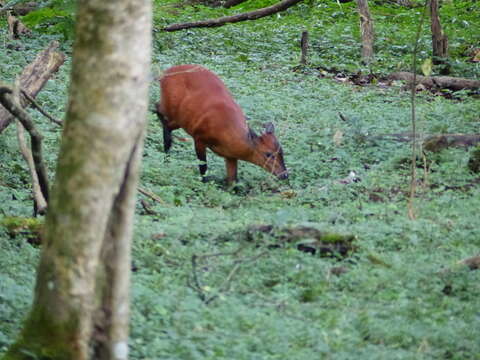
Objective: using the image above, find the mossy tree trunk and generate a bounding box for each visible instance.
[2,0,152,359]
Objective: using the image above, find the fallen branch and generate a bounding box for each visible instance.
[369,133,480,151]
[423,134,480,152]
[139,199,157,215]
[16,121,47,215]
[21,89,63,126]
[0,85,49,202]
[188,246,269,304]
[0,41,65,133]
[138,186,166,204]
[163,0,303,31]
[389,71,480,91]
[7,12,30,39]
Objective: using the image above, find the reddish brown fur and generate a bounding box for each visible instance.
[156,64,288,184]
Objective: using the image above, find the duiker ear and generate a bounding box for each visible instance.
[263,122,275,134]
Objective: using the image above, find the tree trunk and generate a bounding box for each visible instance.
[300,30,309,65]
[430,0,448,69]
[0,41,65,134]
[357,0,374,62]
[163,0,303,31]
[2,1,152,360]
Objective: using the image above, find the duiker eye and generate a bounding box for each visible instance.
[265,152,273,158]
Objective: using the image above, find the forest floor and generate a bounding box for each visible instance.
[1,1,480,359]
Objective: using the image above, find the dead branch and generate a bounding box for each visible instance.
[163,0,303,31]
[138,186,166,204]
[7,12,30,39]
[21,89,63,126]
[369,133,480,151]
[139,199,157,215]
[389,71,480,91]
[0,41,65,133]
[0,85,49,202]
[16,121,47,215]
[188,246,269,304]
[423,134,480,152]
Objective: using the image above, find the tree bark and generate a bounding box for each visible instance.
[0,41,65,134]
[2,1,151,360]
[430,0,448,65]
[163,0,303,31]
[356,0,374,61]
[300,30,309,65]
[389,71,480,91]
[7,12,30,39]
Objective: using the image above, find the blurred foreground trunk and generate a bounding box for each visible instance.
[2,0,152,359]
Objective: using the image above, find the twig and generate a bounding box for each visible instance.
[190,255,206,302]
[189,247,269,304]
[338,112,348,122]
[0,84,49,201]
[137,186,166,204]
[21,89,63,126]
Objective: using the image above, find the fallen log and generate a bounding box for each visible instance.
[389,71,480,91]
[370,133,480,152]
[423,134,480,152]
[0,41,65,133]
[163,0,303,31]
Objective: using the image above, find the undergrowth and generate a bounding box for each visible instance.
[1,0,480,359]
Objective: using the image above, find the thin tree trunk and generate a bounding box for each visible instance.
[163,0,303,31]
[2,1,152,359]
[356,0,374,62]
[300,30,309,65]
[430,0,448,71]
[0,41,65,134]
